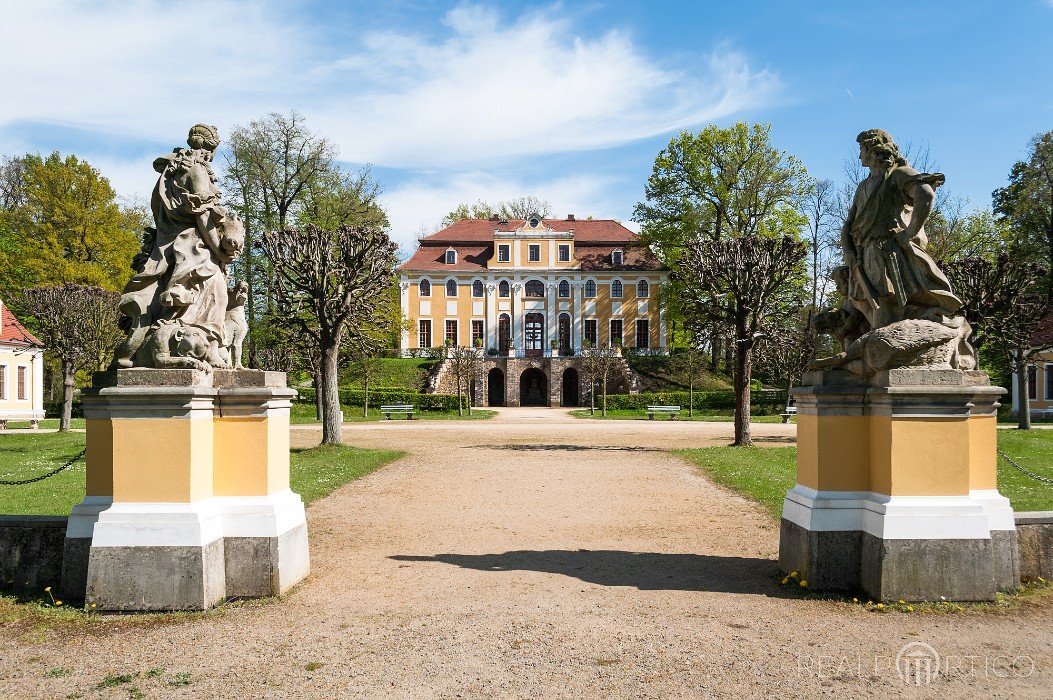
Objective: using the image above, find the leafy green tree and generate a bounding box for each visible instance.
[0,152,140,295]
[993,131,1053,279]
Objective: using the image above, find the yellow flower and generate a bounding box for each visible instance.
[906,606,914,612]
[44,586,51,592]
[90,603,97,608]
[875,603,884,610]
[800,580,808,588]
[781,577,789,585]
[898,600,906,605]
[789,571,799,579]
[55,601,62,606]
[852,598,859,603]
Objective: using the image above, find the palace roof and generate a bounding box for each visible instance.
[401,218,664,272]
[0,302,42,347]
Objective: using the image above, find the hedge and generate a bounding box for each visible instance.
[589,389,786,414]
[297,386,467,411]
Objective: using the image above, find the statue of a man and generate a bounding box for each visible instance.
[111,124,244,370]
[842,129,961,329]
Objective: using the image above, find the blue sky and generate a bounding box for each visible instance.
[2,1,1052,254]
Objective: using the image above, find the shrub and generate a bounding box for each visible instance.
[593,389,785,414]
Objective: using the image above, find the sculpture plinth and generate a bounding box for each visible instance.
[779,369,1018,601]
[61,369,309,611]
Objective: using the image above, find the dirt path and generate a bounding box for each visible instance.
[2,409,1051,698]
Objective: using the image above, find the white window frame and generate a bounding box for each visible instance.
[528,244,541,262]
[583,318,598,347]
[558,244,570,262]
[612,249,623,266]
[445,248,457,264]
[445,319,458,346]
[17,365,27,401]
[1045,363,1053,401]
[419,279,431,297]
[0,364,6,400]
[498,244,510,262]
[1028,364,1038,401]
[610,318,623,346]
[584,279,597,299]
[418,320,432,348]
[637,279,650,298]
[558,280,570,298]
[635,319,650,349]
[498,280,510,298]
[471,279,484,298]
[611,278,623,299]
[445,279,458,298]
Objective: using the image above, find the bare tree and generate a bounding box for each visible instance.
[447,345,484,416]
[580,342,619,416]
[264,224,398,444]
[19,284,122,431]
[802,178,838,317]
[670,345,708,417]
[676,235,807,446]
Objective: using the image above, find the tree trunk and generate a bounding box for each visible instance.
[362,360,369,418]
[689,379,694,418]
[601,375,607,417]
[60,360,74,433]
[467,372,473,416]
[313,371,323,421]
[590,379,595,415]
[724,340,733,376]
[320,342,342,445]
[457,372,463,417]
[733,327,753,446]
[710,333,720,369]
[1017,349,1032,430]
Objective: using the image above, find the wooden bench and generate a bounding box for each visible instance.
[646,405,681,420]
[380,404,415,420]
[781,405,797,423]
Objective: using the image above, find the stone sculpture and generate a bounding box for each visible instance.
[810,129,977,376]
[222,280,250,370]
[111,124,244,371]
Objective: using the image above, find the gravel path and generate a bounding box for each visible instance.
[3,408,1051,698]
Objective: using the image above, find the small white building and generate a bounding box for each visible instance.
[0,297,45,428]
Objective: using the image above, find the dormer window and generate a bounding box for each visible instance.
[527,213,541,228]
[612,249,623,266]
[445,249,457,264]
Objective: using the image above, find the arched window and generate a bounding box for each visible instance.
[584,279,597,298]
[611,279,623,298]
[445,279,458,297]
[525,280,544,297]
[558,280,570,298]
[472,280,484,298]
[419,279,431,297]
[498,313,511,352]
[637,279,649,298]
[499,280,510,298]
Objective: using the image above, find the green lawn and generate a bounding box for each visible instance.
[678,429,1053,517]
[570,408,786,423]
[0,431,403,516]
[1,418,86,430]
[289,403,494,424]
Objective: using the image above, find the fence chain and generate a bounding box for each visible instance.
[997,448,1053,486]
[0,448,86,486]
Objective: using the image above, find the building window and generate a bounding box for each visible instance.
[525,280,544,297]
[445,279,458,297]
[558,244,570,262]
[498,244,510,262]
[1028,364,1038,401]
[445,320,458,345]
[528,244,541,262]
[0,364,6,399]
[558,280,570,298]
[499,280,510,298]
[1046,364,1053,401]
[637,279,649,298]
[17,366,27,401]
[612,249,623,266]
[419,279,431,297]
[610,319,623,346]
[584,280,596,298]
[472,280,484,298]
[635,320,650,349]
[584,319,597,347]
[445,249,457,264]
[418,320,432,348]
[498,314,511,352]
[611,279,623,298]
[472,320,484,346]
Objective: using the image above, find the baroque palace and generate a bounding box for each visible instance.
[398,214,669,407]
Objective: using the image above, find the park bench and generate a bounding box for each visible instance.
[380,404,416,420]
[646,405,681,420]
[781,402,797,423]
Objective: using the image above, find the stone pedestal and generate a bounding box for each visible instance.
[61,369,309,610]
[779,368,1018,601]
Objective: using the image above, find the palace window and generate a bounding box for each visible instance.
[525,280,545,297]
[635,319,650,349]
[584,279,596,298]
[445,320,458,345]
[1028,365,1037,401]
[1046,364,1053,401]
[445,249,457,264]
[584,319,597,347]
[499,280,510,297]
[498,244,510,262]
[419,279,431,297]
[528,244,541,262]
[558,244,570,262]
[17,366,27,401]
[472,320,484,346]
[445,279,458,297]
[418,320,432,348]
[610,319,623,346]
[498,314,511,352]
[637,279,649,298]
[558,280,570,298]
[612,249,623,266]
[0,365,6,399]
[611,279,623,298]
[472,280,484,298]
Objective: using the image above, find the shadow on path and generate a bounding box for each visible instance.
[391,550,783,595]
[467,444,659,452]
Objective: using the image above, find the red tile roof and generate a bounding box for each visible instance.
[402,245,491,272]
[1,303,42,347]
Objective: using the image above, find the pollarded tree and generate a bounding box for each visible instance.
[264,224,398,445]
[579,342,619,416]
[447,345,484,416]
[19,284,122,431]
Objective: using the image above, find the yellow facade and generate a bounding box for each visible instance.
[0,346,44,424]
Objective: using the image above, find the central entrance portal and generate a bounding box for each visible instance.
[519,368,548,406]
[524,313,544,357]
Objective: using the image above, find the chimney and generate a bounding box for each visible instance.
[489,214,500,221]
[567,214,575,221]
[499,218,508,226]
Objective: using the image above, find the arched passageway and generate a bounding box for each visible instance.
[519,368,548,406]
[487,368,505,407]
[561,368,579,407]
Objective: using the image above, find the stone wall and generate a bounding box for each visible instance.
[1017,512,1053,581]
[0,516,67,593]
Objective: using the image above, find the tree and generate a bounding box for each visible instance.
[669,345,708,417]
[447,345,484,416]
[264,224,398,445]
[676,235,807,445]
[0,152,140,295]
[994,131,1053,282]
[442,196,552,226]
[19,285,122,431]
[580,342,619,416]
[801,178,838,317]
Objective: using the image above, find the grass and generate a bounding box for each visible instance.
[678,429,1053,517]
[0,431,403,515]
[1,418,86,430]
[623,353,732,392]
[289,403,495,424]
[340,357,438,391]
[569,408,786,423]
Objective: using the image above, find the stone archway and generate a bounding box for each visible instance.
[487,368,505,407]
[519,368,548,406]
[561,367,579,407]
